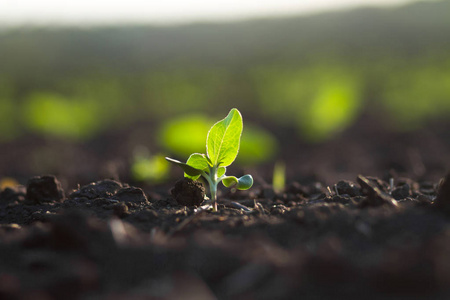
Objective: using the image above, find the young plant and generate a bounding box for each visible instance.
[165,108,253,211]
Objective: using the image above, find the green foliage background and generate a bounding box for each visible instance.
[0,0,449,144]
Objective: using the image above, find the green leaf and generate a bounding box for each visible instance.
[222,176,238,188]
[165,157,203,180]
[217,167,226,178]
[186,153,210,171]
[236,174,253,190]
[207,108,243,167]
[221,174,253,190]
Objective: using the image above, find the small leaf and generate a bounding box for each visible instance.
[222,174,253,190]
[207,108,243,167]
[218,167,226,178]
[165,157,203,179]
[236,174,253,190]
[186,153,210,171]
[185,174,202,181]
[222,176,238,188]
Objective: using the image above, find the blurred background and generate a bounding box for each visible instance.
[0,0,449,190]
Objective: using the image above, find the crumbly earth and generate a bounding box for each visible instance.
[171,178,206,207]
[1,173,449,299]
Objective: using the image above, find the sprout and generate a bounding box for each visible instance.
[166,108,253,211]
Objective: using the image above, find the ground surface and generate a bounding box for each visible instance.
[1,172,450,299]
[0,117,450,299]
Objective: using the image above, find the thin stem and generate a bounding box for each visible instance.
[210,182,218,212]
[205,166,219,212]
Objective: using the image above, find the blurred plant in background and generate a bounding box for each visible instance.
[251,64,362,142]
[380,58,450,130]
[131,146,170,183]
[0,79,20,141]
[22,92,99,140]
[0,0,449,183]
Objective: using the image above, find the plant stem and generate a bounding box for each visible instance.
[207,165,219,212]
[210,182,218,212]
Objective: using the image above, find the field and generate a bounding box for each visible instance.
[1,1,450,298]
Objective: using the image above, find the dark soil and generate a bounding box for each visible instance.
[1,115,449,299]
[1,171,450,299]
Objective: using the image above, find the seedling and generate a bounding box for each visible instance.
[272,161,286,193]
[166,108,253,211]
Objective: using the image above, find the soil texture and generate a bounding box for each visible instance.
[1,172,450,299]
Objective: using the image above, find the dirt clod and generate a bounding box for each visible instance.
[335,180,361,197]
[392,183,411,200]
[113,203,129,218]
[0,185,26,204]
[171,178,205,207]
[115,187,149,205]
[26,175,65,204]
[70,179,122,200]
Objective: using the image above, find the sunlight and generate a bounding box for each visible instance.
[0,0,417,25]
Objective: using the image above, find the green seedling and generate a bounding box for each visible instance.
[272,160,286,193]
[166,108,253,211]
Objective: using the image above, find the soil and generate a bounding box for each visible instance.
[1,116,450,299]
[0,170,449,299]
